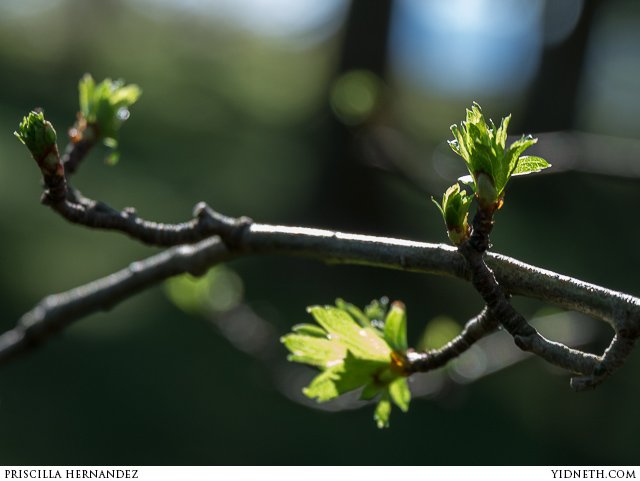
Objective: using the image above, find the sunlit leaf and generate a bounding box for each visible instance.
[388,377,411,412]
[75,74,141,152]
[291,323,327,338]
[447,104,550,204]
[504,135,538,181]
[281,334,346,369]
[374,391,392,428]
[383,302,408,352]
[307,306,391,362]
[302,353,386,402]
[335,298,371,328]
[511,156,551,176]
[283,300,413,428]
[78,74,95,118]
[303,365,342,402]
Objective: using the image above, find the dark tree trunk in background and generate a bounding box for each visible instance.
[337,0,393,74]
[523,0,602,132]
[308,0,394,231]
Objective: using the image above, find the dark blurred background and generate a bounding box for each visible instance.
[1,0,640,465]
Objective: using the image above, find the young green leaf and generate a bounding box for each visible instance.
[302,365,342,402]
[388,377,411,412]
[374,391,392,428]
[448,103,551,207]
[511,156,551,176]
[383,302,408,352]
[335,298,372,327]
[282,299,413,428]
[307,306,391,362]
[291,323,328,338]
[302,354,389,402]
[504,135,538,179]
[74,74,141,155]
[281,334,346,369]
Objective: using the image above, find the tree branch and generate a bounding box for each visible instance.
[458,201,639,389]
[3,209,640,380]
[0,236,231,366]
[405,306,499,373]
[8,138,637,387]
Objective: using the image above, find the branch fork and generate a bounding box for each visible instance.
[6,114,640,396]
[457,201,638,390]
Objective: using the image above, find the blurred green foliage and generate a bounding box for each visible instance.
[1,0,640,466]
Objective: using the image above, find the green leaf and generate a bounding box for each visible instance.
[302,353,387,402]
[511,156,551,176]
[110,84,143,106]
[360,382,382,400]
[388,377,411,412]
[504,135,538,182]
[338,354,389,393]
[76,74,141,148]
[283,300,413,428]
[383,302,408,352]
[495,114,510,152]
[78,74,95,118]
[335,298,371,328]
[374,391,392,428]
[291,324,327,338]
[431,196,445,217]
[448,104,550,202]
[303,365,342,402]
[281,334,346,369]
[307,306,391,362]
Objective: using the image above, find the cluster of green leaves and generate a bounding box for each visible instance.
[449,102,550,207]
[77,74,142,160]
[434,103,551,243]
[14,111,59,173]
[282,299,411,428]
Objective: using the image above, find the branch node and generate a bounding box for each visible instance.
[123,207,137,219]
[192,201,210,219]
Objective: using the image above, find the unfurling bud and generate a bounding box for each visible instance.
[14,111,60,174]
[432,183,472,246]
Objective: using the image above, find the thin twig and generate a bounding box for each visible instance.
[458,203,639,389]
[406,306,499,372]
